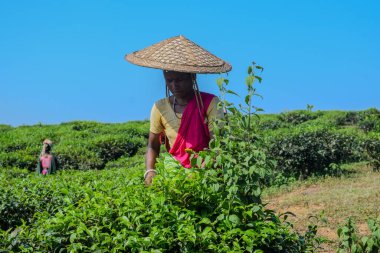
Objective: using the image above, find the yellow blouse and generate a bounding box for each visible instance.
[150,96,223,148]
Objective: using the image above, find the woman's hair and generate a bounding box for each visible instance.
[40,139,53,156]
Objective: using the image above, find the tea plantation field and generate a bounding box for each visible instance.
[0,109,379,252]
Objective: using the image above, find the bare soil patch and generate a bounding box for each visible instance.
[264,164,380,252]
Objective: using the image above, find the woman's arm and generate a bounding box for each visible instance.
[50,155,58,174]
[145,132,161,185]
[36,158,41,175]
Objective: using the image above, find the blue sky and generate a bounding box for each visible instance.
[1,0,379,126]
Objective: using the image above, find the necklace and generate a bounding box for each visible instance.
[172,97,187,119]
[173,103,182,119]
[173,97,188,106]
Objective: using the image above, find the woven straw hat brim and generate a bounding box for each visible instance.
[125,35,232,74]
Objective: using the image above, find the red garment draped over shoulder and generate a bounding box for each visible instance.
[169,92,215,168]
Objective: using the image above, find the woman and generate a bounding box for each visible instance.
[36,139,58,175]
[125,35,231,184]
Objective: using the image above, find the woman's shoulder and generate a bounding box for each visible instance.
[200,92,218,101]
[154,97,168,105]
[154,97,170,111]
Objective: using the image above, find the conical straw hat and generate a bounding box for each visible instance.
[125,35,232,74]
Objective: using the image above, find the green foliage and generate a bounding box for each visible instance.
[358,109,380,133]
[0,163,315,252]
[337,217,380,253]
[104,147,146,170]
[54,144,105,170]
[0,121,149,171]
[0,151,36,170]
[211,67,274,201]
[258,119,287,130]
[254,107,380,176]
[306,104,314,112]
[152,154,300,252]
[0,124,12,133]
[0,158,316,252]
[335,111,360,126]
[278,110,319,125]
[265,127,363,177]
[334,108,380,132]
[1,107,378,176]
[362,133,380,172]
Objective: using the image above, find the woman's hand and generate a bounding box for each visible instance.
[145,132,161,185]
[144,170,157,185]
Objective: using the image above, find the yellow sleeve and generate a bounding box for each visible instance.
[150,103,164,134]
[207,96,224,129]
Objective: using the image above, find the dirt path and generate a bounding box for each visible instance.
[263,164,380,252]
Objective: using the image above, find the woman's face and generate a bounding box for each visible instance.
[163,71,194,99]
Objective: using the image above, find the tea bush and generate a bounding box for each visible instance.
[104,147,146,169]
[0,121,149,171]
[335,111,361,126]
[362,133,380,171]
[278,110,319,125]
[0,151,36,170]
[257,118,288,131]
[358,110,380,133]
[0,168,87,231]
[255,107,379,176]
[334,108,380,131]
[265,127,363,177]
[0,157,319,252]
[0,124,12,133]
[1,109,378,175]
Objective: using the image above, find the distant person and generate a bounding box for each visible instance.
[125,35,231,185]
[36,139,58,175]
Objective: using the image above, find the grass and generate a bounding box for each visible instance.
[263,162,380,252]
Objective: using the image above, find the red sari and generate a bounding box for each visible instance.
[169,92,215,168]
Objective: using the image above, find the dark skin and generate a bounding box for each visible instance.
[145,71,195,185]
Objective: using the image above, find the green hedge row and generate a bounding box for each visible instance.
[0,121,149,171]
[256,109,380,176]
[363,132,380,171]
[264,127,366,176]
[258,108,380,131]
[0,158,316,252]
[1,109,378,176]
